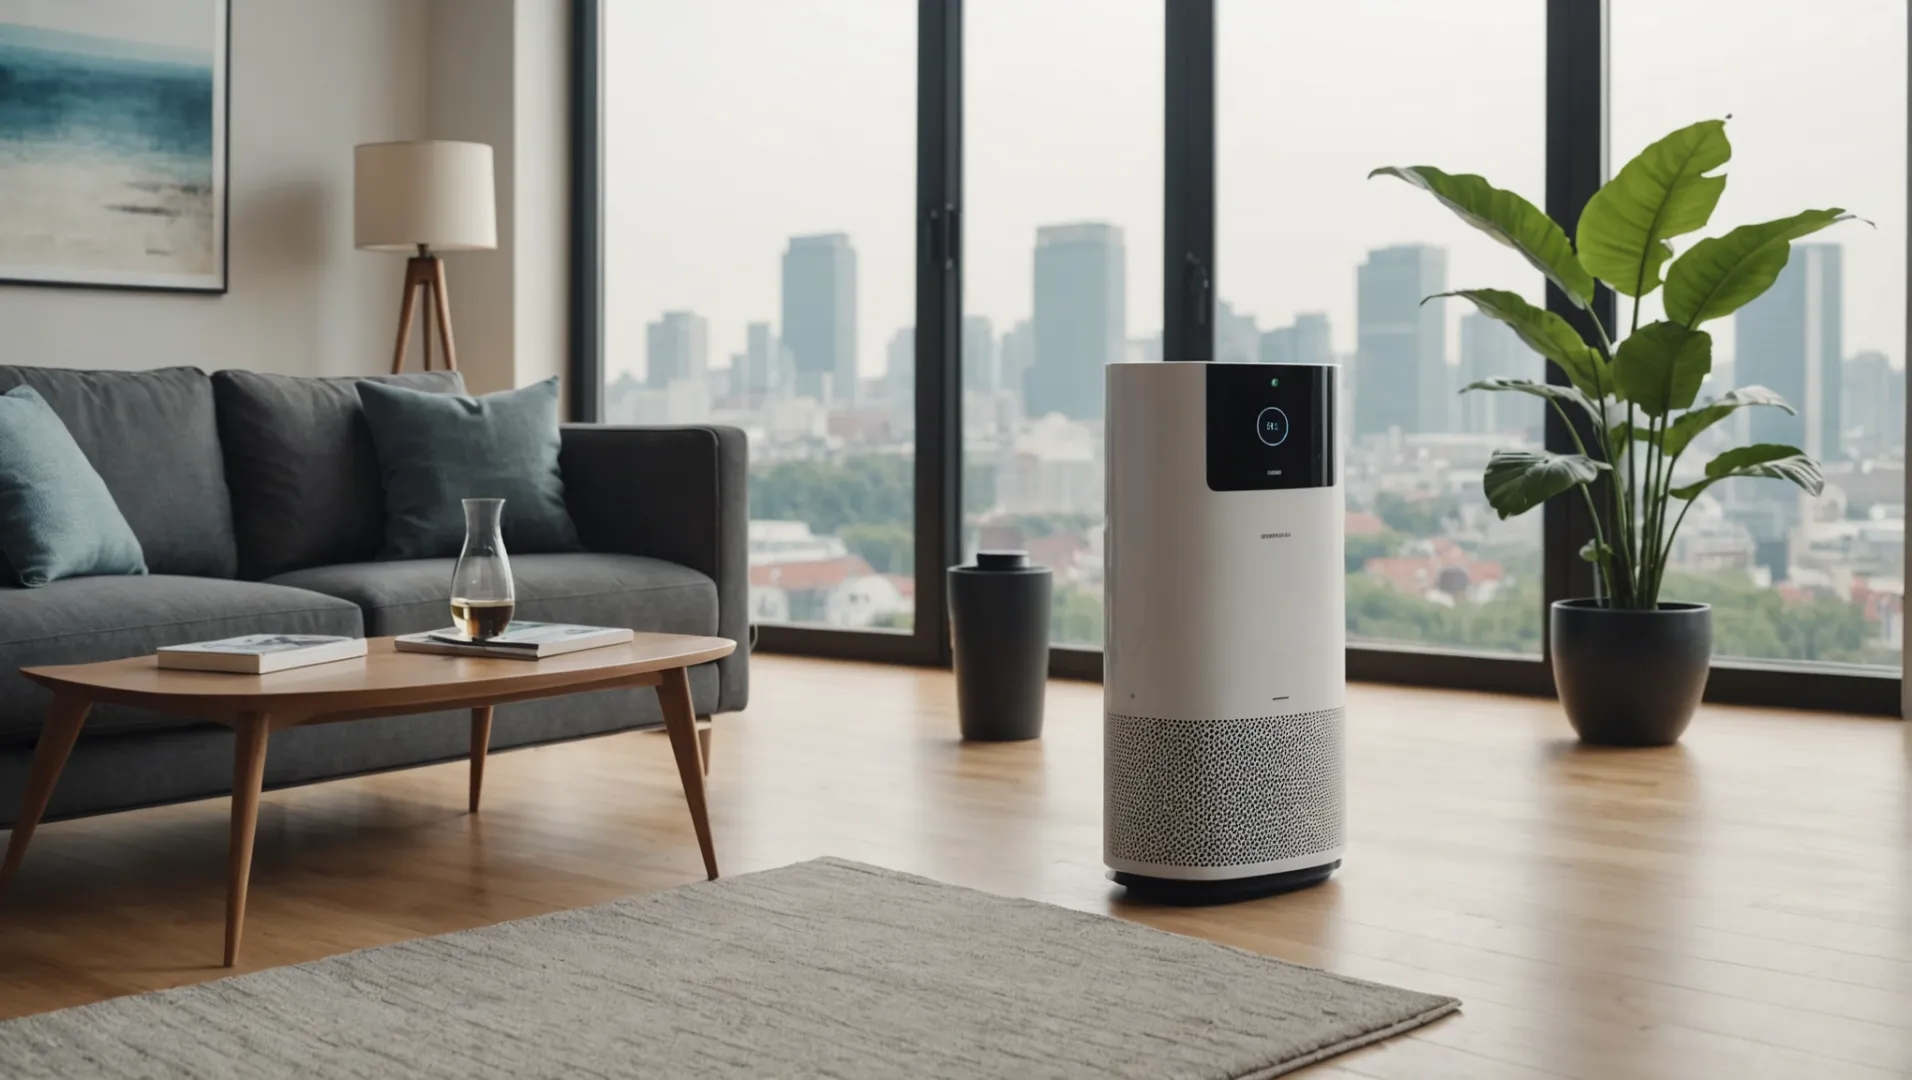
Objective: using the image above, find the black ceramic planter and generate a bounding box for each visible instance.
[1550,599,1711,746]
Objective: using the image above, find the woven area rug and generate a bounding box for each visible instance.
[0,858,1456,1079]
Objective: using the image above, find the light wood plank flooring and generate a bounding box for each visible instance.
[1,655,1908,1078]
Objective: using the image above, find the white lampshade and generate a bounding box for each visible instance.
[354,140,497,253]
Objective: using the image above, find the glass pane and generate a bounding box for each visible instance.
[603,2,917,631]
[964,0,1163,648]
[1615,1,1906,670]
[1218,0,1547,657]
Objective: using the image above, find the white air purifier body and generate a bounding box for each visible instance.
[1103,360,1346,901]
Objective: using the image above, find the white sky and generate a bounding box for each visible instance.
[605,0,1906,381]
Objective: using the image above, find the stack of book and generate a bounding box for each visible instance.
[395,622,634,660]
[157,635,368,674]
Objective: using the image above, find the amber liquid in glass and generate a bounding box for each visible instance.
[450,598,516,639]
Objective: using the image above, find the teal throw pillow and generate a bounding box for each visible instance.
[356,376,581,560]
[0,386,147,587]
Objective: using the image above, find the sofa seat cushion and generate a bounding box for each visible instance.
[0,576,363,744]
[269,553,719,639]
[0,366,236,579]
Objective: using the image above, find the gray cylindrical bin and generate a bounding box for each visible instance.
[947,551,1052,741]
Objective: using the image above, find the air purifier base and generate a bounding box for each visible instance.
[1111,861,1339,906]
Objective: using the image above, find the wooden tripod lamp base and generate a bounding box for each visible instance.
[391,246,459,374]
[354,139,497,376]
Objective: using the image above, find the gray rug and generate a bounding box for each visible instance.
[0,858,1456,1079]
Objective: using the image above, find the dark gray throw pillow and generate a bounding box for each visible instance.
[0,386,147,587]
[213,369,466,579]
[356,377,581,560]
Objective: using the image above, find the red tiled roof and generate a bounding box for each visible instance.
[1345,511,1388,536]
[750,555,874,591]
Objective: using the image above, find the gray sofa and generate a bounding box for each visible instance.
[0,365,747,828]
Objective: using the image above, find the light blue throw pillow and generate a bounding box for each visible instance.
[356,376,581,560]
[0,386,147,587]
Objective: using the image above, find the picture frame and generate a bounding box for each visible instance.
[0,0,230,293]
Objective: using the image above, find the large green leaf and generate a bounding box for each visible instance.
[1611,322,1712,417]
[1371,166,1596,308]
[1482,450,1609,520]
[1662,209,1854,326]
[1662,385,1794,457]
[1459,376,1601,423]
[1577,120,1730,298]
[1669,443,1824,500]
[1435,289,1608,397]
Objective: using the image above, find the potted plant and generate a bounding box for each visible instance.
[1372,120,1857,745]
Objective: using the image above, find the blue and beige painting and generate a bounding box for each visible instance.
[0,3,219,285]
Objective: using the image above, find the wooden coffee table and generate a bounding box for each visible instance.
[0,632,735,966]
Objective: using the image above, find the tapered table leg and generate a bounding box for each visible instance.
[656,667,717,879]
[0,694,92,898]
[697,719,712,776]
[469,706,493,813]
[225,713,271,967]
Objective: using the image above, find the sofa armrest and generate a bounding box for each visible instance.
[559,424,748,713]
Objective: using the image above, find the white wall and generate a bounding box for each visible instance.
[0,0,434,377]
[0,0,570,398]
[428,0,571,401]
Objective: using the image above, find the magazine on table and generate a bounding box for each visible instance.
[157,635,368,674]
[394,622,634,660]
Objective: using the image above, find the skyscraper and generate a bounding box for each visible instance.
[1458,312,1540,439]
[645,311,709,388]
[963,315,997,393]
[1259,313,1332,366]
[1843,349,1904,457]
[886,327,914,397]
[1000,319,1035,403]
[781,233,858,404]
[1355,245,1447,436]
[1216,300,1259,365]
[738,321,791,399]
[1735,242,1842,462]
[1025,223,1125,420]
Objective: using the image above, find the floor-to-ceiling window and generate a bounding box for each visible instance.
[1613,0,1908,672]
[1218,0,1547,658]
[582,1,1906,711]
[962,0,1162,649]
[602,1,918,635]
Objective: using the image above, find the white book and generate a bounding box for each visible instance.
[157,634,368,675]
[394,622,634,661]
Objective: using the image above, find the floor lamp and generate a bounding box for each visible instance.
[354,141,497,374]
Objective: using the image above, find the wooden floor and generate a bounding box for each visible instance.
[1,655,1907,1078]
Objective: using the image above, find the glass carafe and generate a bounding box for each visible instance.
[450,498,515,639]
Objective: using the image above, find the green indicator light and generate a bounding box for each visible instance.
[1269,377,1280,387]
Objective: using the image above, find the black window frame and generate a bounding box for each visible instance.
[572,0,1906,715]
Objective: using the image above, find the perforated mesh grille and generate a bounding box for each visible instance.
[1106,709,1345,868]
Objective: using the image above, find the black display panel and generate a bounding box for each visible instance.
[1205,363,1336,491]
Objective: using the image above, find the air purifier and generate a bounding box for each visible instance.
[1103,361,1345,902]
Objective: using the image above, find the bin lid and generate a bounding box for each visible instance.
[975,550,1030,571]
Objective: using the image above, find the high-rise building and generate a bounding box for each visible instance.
[1458,313,1540,439]
[1736,242,1842,462]
[1355,245,1447,436]
[645,311,708,389]
[781,233,858,404]
[1026,223,1125,420]
[1843,349,1904,457]
[738,321,793,399]
[886,327,914,397]
[963,315,997,393]
[1259,313,1332,366]
[1216,300,1259,365]
[1001,319,1035,403]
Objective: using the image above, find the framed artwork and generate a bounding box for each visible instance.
[0,0,229,293]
